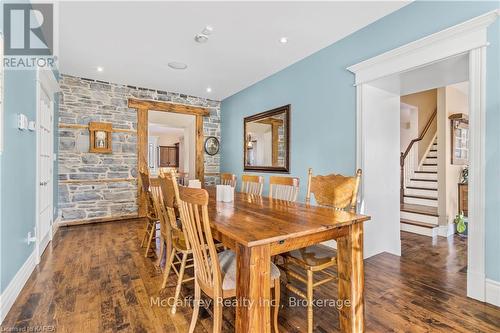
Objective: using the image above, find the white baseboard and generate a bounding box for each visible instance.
[401,222,438,237]
[0,250,37,324]
[52,215,61,238]
[486,279,500,307]
[438,224,455,237]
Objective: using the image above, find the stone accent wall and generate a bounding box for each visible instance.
[58,74,221,222]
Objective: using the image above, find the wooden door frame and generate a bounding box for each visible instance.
[128,98,209,216]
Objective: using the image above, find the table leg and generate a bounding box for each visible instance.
[235,243,272,333]
[336,223,365,333]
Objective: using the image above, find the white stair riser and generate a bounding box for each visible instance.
[421,165,437,172]
[400,211,438,224]
[407,180,437,188]
[405,187,438,197]
[414,172,437,180]
[404,196,438,207]
[401,222,439,237]
[424,158,438,164]
[427,150,437,158]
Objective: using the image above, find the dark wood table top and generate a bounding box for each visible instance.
[206,187,370,247]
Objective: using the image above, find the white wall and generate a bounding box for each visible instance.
[156,133,181,146]
[437,83,469,227]
[178,136,185,173]
[400,103,418,152]
[361,84,401,258]
[185,121,196,180]
[247,123,272,166]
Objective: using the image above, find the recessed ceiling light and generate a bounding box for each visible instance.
[279,37,288,44]
[202,25,213,35]
[194,34,209,43]
[206,87,212,93]
[97,66,104,72]
[168,62,188,70]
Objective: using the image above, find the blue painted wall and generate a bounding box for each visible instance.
[1,70,38,292]
[221,2,500,281]
[0,1,59,294]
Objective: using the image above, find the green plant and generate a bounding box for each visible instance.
[454,212,467,233]
[460,167,469,184]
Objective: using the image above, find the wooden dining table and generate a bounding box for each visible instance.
[205,188,371,333]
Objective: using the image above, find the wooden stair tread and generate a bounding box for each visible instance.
[423,163,437,166]
[425,156,437,159]
[404,194,437,200]
[400,219,438,228]
[410,178,437,182]
[415,171,437,174]
[401,203,438,216]
[406,186,437,191]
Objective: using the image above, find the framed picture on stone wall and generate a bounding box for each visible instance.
[89,122,112,153]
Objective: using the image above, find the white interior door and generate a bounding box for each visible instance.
[359,84,401,258]
[148,136,159,175]
[37,83,54,260]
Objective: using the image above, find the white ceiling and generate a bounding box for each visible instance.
[148,110,195,129]
[149,125,184,137]
[371,53,469,95]
[59,1,410,100]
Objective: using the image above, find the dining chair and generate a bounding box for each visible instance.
[139,170,158,258]
[220,173,237,187]
[269,176,300,202]
[151,173,195,314]
[281,168,362,333]
[240,174,264,195]
[175,186,281,333]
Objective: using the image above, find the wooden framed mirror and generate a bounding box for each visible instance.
[244,104,290,173]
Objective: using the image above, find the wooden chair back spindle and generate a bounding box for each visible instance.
[305,168,362,212]
[241,174,264,195]
[269,176,300,202]
[158,173,181,231]
[150,184,170,241]
[220,173,237,187]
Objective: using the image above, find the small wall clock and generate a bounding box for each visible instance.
[204,136,220,156]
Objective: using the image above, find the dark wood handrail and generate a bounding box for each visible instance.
[400,108,437,203]
[401,109,437,162]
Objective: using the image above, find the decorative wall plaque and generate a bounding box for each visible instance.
[89,122,112,153]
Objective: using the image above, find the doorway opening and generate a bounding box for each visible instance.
[398,81,470,297]
[348,11,497,302]
[147,111,196,185]
[128,98,209,217]
[360,53,472,296]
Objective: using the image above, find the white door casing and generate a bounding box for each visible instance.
[36,69,58,263]
[359,84,401,258]
[348,10,499,302]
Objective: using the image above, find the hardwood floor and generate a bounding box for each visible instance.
[2,220,499,332]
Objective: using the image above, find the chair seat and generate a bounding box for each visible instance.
[283,244,337,269]
[218,250,280,290]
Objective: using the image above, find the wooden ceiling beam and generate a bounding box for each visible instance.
[128,98,209,116]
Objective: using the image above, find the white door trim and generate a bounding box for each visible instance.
[347,10,498,302]
[35,68,58,264]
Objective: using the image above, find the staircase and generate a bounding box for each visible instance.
[401,137,439,236]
